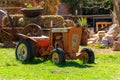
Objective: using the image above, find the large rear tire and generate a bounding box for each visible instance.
[50,48,65,65]
[15,39,34,62]
[80,48,95,64]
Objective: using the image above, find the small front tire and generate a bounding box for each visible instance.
[50,48,65,65]
[80,48,95,64]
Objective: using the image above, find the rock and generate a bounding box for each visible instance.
[112,41,120,51]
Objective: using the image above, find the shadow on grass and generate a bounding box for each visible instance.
[55,61,94,68]
[21,58,49,64]
[21,59,94,68]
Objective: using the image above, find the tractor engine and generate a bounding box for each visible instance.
[53,33,64,49]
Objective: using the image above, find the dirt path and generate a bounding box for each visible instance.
[80,46,120,54]
[92,48,120,54]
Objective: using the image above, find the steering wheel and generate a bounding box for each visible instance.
[22,23,43,36]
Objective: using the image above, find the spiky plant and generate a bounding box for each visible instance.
[77,17,87,27]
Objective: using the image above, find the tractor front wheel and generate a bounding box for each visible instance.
[15,39,34,62]
[80,48,95,64]
[50,48,65,65]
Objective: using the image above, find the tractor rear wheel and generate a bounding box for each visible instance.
[15,39,34,62]
[50,48,65,65]
[80,48,95,64]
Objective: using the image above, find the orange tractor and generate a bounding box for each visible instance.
[16,24,95,64]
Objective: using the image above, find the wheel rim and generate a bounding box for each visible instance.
[80,51,89,63]
[52,52,59,63]
[17,43,28,61]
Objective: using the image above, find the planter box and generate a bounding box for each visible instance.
[21,8,43,17]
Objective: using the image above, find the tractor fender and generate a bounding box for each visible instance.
[18,33,37,44]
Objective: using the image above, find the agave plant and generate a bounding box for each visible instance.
[77,17,87,27]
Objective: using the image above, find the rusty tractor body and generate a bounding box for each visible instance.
[16,26,95,64]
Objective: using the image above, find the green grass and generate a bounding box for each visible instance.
[0,48,120,80]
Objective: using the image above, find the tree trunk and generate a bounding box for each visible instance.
[111,0,120,26]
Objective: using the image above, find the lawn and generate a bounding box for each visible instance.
[0,48,120,80]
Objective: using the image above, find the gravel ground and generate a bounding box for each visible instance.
[92,48,120,54]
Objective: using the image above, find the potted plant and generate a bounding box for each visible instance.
[77,17,89,46]
[21,0,44,17]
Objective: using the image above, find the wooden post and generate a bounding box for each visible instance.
[50,20,53,46]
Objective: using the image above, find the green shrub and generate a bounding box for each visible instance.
[94,43,108,49]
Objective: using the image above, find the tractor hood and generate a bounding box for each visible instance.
[32,35,50,47]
